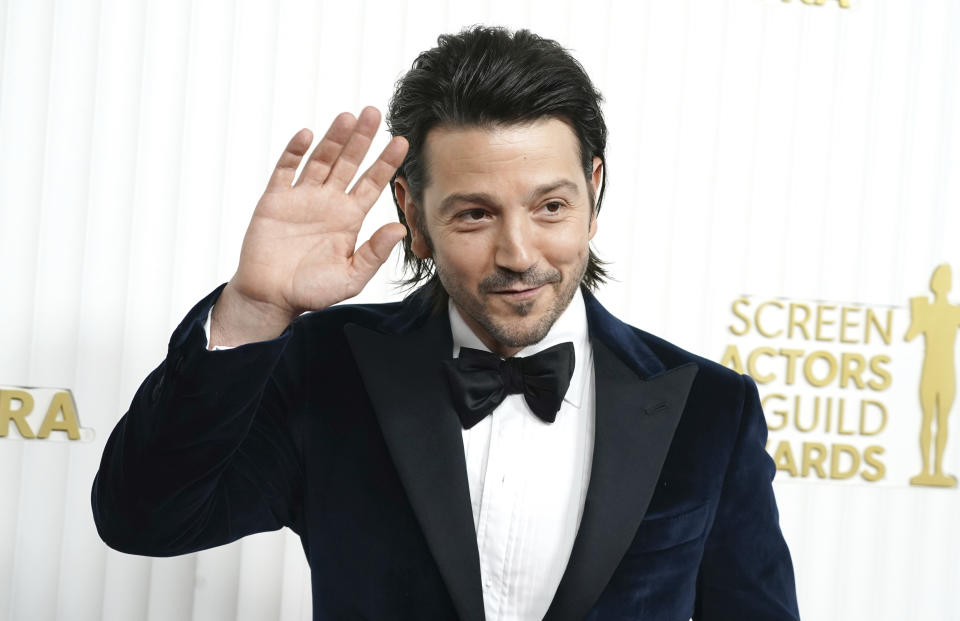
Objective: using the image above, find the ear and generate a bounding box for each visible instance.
[393,177,431,259]
[590,156,603,200]
[589,157,603,241]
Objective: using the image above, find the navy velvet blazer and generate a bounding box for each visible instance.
[93,284,800,620]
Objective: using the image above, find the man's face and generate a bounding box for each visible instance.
[397,118,601,357]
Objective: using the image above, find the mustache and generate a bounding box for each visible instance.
[478,267,562,292]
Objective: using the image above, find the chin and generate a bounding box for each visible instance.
[503,299,536,317]
[482,312,556,349]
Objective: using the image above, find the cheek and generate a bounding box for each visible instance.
[434,238,487,279]
[437,230,495,264]
[543,231,591,266]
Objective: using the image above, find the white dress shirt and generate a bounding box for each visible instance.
[204,291,596,620]
[450,290,595,621]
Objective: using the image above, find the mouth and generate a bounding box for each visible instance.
[491,285,543,301]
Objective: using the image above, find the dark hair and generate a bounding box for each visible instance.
[386,26,610,302]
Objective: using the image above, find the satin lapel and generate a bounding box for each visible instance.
[543,339,698,621]
[344,313,485,621]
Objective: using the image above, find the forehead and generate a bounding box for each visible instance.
[421,118,584,197]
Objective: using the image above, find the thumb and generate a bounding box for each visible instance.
[349,222,408,286]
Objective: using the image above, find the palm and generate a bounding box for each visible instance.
[232,107,409,316]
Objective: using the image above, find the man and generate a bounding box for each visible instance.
[93,27,800,620]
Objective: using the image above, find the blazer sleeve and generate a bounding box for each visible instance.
[693,374,801,620]
[91,284,304,557]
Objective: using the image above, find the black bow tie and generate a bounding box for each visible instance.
[443,342,575,429]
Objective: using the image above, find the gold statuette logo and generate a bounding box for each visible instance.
[905,264,960,488]
[780,0,852,8]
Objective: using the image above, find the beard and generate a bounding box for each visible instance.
[436,256,588,349]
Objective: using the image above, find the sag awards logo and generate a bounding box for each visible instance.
[0,386,92,442]
[719,264,958,489]
[780,0,852,8]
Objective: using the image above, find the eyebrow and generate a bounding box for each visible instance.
[437,179,581,216]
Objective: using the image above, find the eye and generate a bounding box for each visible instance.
[543,200,566,214]
[461,208,488,221]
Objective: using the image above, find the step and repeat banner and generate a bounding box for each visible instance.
[1,0,957,619]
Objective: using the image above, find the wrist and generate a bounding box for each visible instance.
[209,281,298,347]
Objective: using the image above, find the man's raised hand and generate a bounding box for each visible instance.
[211,107,409,347]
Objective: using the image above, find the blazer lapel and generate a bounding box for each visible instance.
[344,289,697,621]
[344,308,485,621]
[543,296,699,621]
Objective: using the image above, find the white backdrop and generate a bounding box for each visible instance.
[1,0,959,619]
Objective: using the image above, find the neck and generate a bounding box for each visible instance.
[454,302,524,358]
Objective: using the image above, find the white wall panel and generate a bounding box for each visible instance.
[11,0,104,614]
[2,1,959,619]
[1,0,55,617]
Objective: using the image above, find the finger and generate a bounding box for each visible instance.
[350,137,409,207]
[297,112,357,187]
[348,222,407,288]
[266,128,313,192]
[325,106,381,191]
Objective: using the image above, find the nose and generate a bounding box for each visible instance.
[494,213,539,274]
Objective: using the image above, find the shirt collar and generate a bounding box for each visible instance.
[448,289,591,409]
